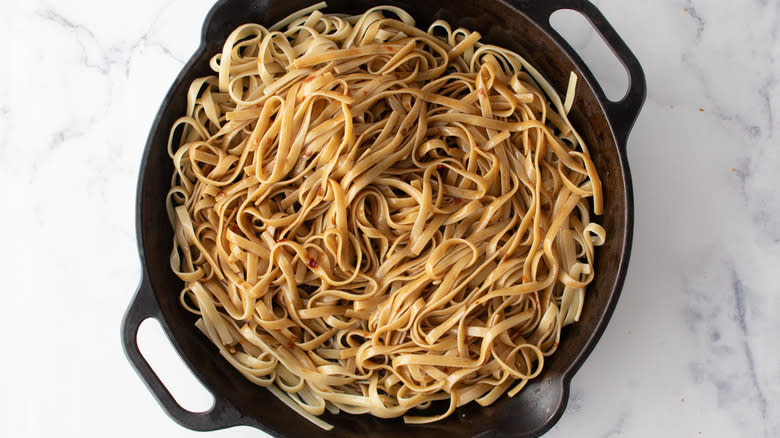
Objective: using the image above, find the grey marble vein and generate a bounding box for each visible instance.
[601,409,628,438]
[38,7,185,79]
[682,251,777,436]
[757,79,775,136]
[684,3,705,40]
[37,9,114,75]
[730,272,769,428]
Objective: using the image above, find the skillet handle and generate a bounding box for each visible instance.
[512,0,647,146]
[121,275,244,431]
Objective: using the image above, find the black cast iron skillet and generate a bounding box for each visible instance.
[122,0,645,436]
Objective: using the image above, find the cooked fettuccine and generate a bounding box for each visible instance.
[167,2,605,429]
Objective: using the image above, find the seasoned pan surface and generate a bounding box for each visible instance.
[122,1,645,436]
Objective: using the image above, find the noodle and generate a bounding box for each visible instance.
[166,2,605,428]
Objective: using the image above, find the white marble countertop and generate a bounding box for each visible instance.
[2,0,777,436]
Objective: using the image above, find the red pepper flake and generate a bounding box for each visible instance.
[307,258,319,268]
[443,367,449,374]
[229,225,241,233]
[401,128,408,136]
[277,238,287,243]
[304,150,313,157]
[304,75,316,83]
[317,187,325,196]
[503,254,510,261]
[288,342,295,349]
[553,342,559,347]
[453,198,462,205]
[362,90,368,96]
[542,204,551,211]
[478,88,487,98]
[436,164,446,170]
[386,45,394,51]
[217,191,227,198]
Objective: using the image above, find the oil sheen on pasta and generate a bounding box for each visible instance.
[166,2,606,429]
